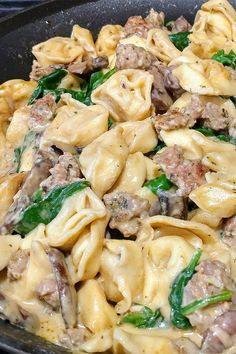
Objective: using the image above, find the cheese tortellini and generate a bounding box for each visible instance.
[95,24,124,57]
[91,69,153,122]
[79,127,129,197]
[189,0,236,58]
[171,52,236,95]
[32,24,96,66]
[0,79,36,122]
[147,29,181,64]
[43,95,109,152]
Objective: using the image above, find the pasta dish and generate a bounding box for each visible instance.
[1,0,236,353]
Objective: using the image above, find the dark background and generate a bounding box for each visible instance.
[0,0,46,17]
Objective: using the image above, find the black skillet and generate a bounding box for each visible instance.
[0,0,234,352]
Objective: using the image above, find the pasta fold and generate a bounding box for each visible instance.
[143,236,197,316]
[78,279,117,333]
[67,215,108,283]
[0,235,22,271]
[100,239,144,314]
[190,173,236,218]
[113,327,179,354]
[0,173,25,223]
[189,0,236,58]
[109,152,146,194]
[6,106,30,148]
[120,118,158,153]
[43,94,109,152]
[96,24,124,57]
[32,37,84,66]
[46,187,107,251]
[0,79,36,122]
[171,52,236,95]
[91,69,153,122]
[71,24,96,57]
[146,215,218,244]
[79,127,129,197]
[147,29,181,64]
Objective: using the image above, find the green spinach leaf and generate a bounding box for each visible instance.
[181,290,232,316]
[212,50,236,70]
[144,174,173,195]
[108,118,113,129]
[14,180,90,236]
[169,31,191,51]
[195,127,236,144]
[28,68,117,106]
[28,69,68,104]
[120,306,165,328]
[147,142,166,156]
[168,249,202,329]
[14,131,36,173]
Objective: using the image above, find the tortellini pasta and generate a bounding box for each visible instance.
[78,279,118,333]
[6,106,30,148]
[189,0,236,58]
[43,94,109,152]
[161,127,236,163]
[32,36,84,66]
[143,236,196,316]
[79,127,129,197]
[0,79,36,121]
[146,215,218,245]
[67,215,108,283]
[32,24,94,66]
[147,29,181,64]
[95,24,124,57]
[0,235,22,271]
[190,173,236,218]
[100,239,144,314]
[0,173,25,223]
[113,327,179,354]
[71,24,96,57]
[109,152,146,194]
[91,69,153,122]
[46,187,107,250]
[171,52,236,95]
[120,118,158,153]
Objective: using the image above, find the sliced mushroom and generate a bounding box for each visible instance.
[47,247,77,330]
[202,311,236,353]
[0,149,57,233]
[149,190,187,219]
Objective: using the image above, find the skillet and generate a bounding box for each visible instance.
[0,0,235,352]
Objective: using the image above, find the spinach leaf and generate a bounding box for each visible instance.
[144,174,173,195]
[14,131,36,173]
[169,31,191,51]
[165,20,174,30]
[181,290,232,316]
[28,68,117,106]
[28,69,68,104]
[108,118,113,129]
[195,127,236,144]
[168,249,202,329]
[31,188,44,203]
[194,127,215,137]
[147,142,166,156]
[120,306,165,328]
[14,180,90,236]
[212,50,236,70]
